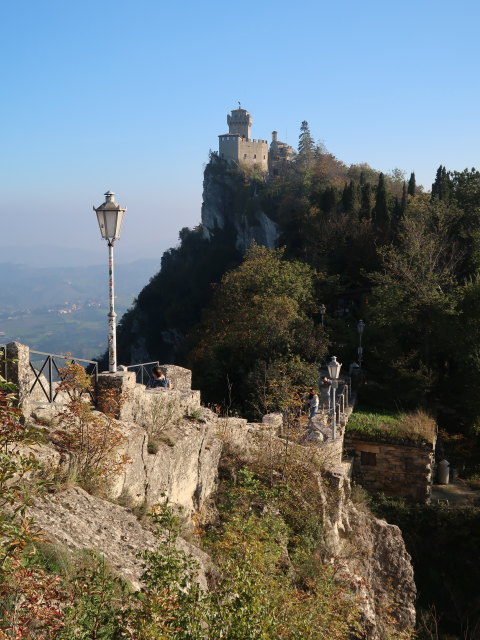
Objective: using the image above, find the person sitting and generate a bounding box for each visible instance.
[146,366,172,389]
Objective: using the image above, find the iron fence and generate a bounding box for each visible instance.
[126,361,160,386]
[29,350,99,405]
[0,345,6,382]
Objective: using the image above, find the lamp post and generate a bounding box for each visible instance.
[357,319,365,369]
[93,191,127,373]
[327,356,342,440]
[319,303,326,327]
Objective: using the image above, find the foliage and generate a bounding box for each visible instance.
[0,375,65,640]
[205,467,363,640]
[371,495,480,640]
[0,373,44,568]
[51,363,129,495]
[121,499,206,639]
[188,244,327,416]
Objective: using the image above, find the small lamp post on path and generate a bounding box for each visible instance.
[357,319,365,369]
[327,356,342,440]
[94,191,127,373]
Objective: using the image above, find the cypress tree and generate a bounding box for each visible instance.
[407,172,416,196]
[373,173,389,225]
[401,181,407,212]
[359,183,373,220]
[321,186,338,213]
[432,165,452,201]
[342,180,356,213]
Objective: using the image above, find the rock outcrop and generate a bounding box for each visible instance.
[17,355,416,638]
[28,486,213,591]
[201,159,279,253]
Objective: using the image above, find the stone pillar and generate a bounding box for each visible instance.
[97,371,137,420]
[160,365,192,392]
[6,342,31,407]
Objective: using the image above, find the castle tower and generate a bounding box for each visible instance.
[218,106,268,172]
[227,108,252,139]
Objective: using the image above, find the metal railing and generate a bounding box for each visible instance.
[126,361,159,385]
[29,350,99,405]
[0,345,6,382]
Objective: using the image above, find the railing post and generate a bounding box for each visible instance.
[48,356,53,403]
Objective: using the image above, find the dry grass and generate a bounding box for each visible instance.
[347,409,436,444]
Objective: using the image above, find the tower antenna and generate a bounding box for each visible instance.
[238,101,241,109]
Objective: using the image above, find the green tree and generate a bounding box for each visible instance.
[372,172,389,226]
[297,120,315,166]
[407,171,416,196]
[368,195,459,406]
[188,245,327,415]
[359,182,373,220]
[431,164,452,201]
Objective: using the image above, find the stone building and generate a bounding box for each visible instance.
[344,432,437,503]
[218,106,293,174]
[268,130,294,175]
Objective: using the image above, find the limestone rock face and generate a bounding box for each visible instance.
[28,486,212,591]
[110,417,223,515]
[218,427,417,638]
[317,470,416,639]
[201,163,279,253]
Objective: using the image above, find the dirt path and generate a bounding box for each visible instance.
[431,480,480,506]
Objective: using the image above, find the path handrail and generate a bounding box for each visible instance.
[29,350,99,404]
[126,361,160,385]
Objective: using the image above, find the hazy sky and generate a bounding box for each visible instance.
[2,0,479,263]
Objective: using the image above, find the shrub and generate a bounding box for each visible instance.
[52,363,129,495]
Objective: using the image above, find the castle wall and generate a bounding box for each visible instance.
[219,135,269,171]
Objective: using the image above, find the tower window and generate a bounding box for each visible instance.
[254,154,257,159]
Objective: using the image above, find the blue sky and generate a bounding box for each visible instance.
[1,0,479,263]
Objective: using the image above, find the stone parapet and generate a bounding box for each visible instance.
[160,364,192,392]
[97,370,201,427]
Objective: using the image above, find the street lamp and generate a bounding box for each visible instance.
[319,303,326,327]
[357,319,365,369]
[93,191,127,373]
[327,356,342,440]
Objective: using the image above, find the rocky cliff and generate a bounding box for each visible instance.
[114,156,279,366]
[25,366,416,639]
[201,156,279,252]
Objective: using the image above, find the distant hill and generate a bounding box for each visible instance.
[0,258,159,359]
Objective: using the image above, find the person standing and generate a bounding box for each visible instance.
[320,376,331,412]
[307,388,319,426]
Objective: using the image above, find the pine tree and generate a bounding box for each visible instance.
[297,121,314,165]
[407,172,416,196]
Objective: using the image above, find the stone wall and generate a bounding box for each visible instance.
[97,369,201,428]
[218,135,269,171]
[344,433,435,503]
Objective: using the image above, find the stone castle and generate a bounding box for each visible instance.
[218,106,293,174]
